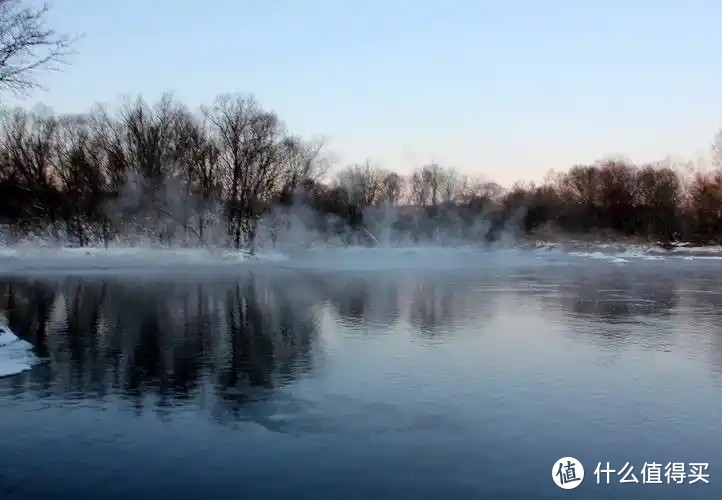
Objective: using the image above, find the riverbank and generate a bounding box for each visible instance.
[518,222,722,256]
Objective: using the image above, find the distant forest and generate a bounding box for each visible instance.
[1,2,721,250]
[0,94,721,250]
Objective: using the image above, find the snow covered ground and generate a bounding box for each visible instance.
[531,240,722,263]
[0,242,719,275]
[0,246,261,275]
[0,321,40,378]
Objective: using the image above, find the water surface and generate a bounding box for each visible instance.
[0,253,720,499]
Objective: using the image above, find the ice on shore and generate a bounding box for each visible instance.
[0,320,40,378]
[0,242,720,276]
[0,246,255,274]
[0,244,541,272]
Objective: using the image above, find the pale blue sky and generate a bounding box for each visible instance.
[9,0,722,185]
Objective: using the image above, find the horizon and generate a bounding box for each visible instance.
[5,0,722,186]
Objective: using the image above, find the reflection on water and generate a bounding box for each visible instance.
[3,267,722,410]
[2,268,722,407]
[1,264,721,499]
[0,276,319,425]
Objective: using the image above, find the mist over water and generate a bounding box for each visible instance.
[0,256,721,499]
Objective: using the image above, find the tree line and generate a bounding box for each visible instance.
[2,1,721,249]
[1,94,722,249]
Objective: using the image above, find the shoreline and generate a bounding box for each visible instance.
[520,237,722,256]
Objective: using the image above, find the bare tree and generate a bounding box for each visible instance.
[408,163,458,208]
[687,169,722,241]
[379,171,404,205]
[560,165,599,207]
[205,94,292,249]
[0,105,59,227]
[334,162,386,209]
[635,164,680,238]
[596,160,636,232]
[457,177,504,213]
[277,136,326,204]
[54,114,114,245]
[0,0,75,94]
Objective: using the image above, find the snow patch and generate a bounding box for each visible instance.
[0,322,40,378]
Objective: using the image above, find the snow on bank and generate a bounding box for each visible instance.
[532,239,722,263]
[571,247,722,263]
[0,241,720,275]
[0,322,40,378]
[0,246,255,274]
[0,244,556,273]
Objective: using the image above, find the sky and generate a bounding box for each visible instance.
[7,0,722,186]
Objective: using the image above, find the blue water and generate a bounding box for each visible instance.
[0,254,720,499]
